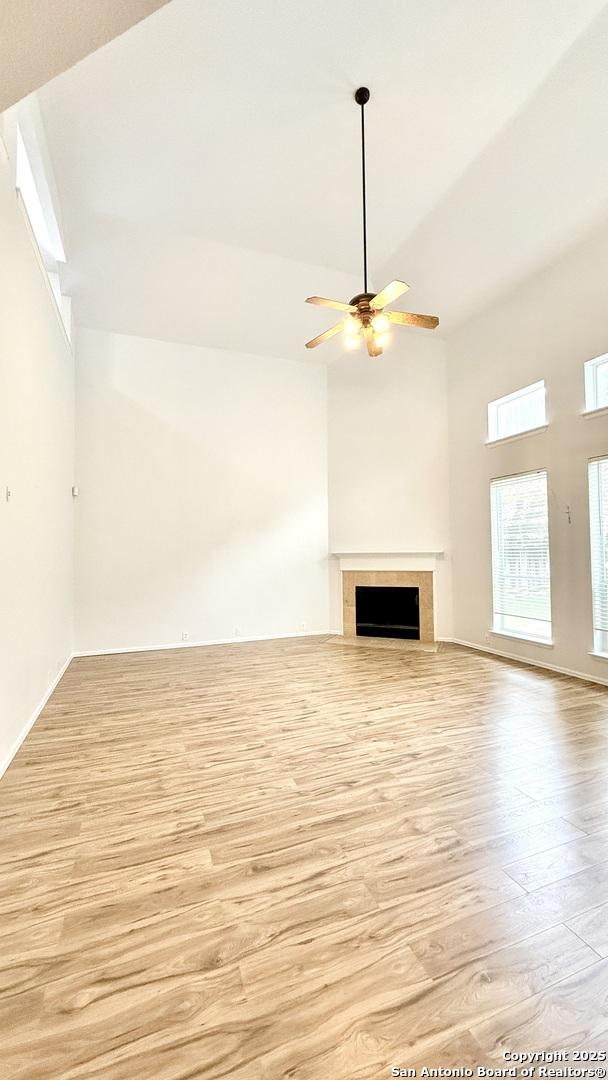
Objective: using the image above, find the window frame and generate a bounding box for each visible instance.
[583,355,608,415]
[486,380,547,445]
[588,455,608,659]
[489,468,553,646]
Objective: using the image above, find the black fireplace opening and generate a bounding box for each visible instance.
[355,585,420,640]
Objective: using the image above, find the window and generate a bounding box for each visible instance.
[490,470,552,642]
[15,121,71,340]
[589,457,608,657]
[584,355,608,412]
[487,381,546,442]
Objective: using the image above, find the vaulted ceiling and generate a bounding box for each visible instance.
[36,0,608,361]
[0,0,170,112]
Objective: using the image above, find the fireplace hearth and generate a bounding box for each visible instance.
[355,585,420,640]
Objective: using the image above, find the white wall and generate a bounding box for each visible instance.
[74,328,329,652]
[327,336,452,637]
[447,218,608,684]
[0,129,74,773]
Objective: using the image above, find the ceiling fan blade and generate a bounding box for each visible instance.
[306,296,357,312]
[363,326,383,358]
[370,280,409,310]
[389,311,439,330]
[305,321,345,349]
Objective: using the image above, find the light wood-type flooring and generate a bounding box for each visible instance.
[2,636,608,1077]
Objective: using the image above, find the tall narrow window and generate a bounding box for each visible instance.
[490,470,552,642]
[589,457,608,657]
[487,381,546,442]
[14,121,71,340]
[15,125,65,265]
[584,355,608,412]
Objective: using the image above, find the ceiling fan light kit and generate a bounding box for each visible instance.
[305,87,439,356]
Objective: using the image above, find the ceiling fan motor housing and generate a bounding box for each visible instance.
[350,292,376,325]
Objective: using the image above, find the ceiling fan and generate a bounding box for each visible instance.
[305,87,439,357]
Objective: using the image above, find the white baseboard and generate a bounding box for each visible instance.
[72,629,331,658]
[0,655,73,780]
[446,636,608,688]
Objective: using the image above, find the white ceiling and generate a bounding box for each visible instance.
[37,0,608,360]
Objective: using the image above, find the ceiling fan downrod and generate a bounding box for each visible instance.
[354,86,370,295]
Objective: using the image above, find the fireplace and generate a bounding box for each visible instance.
[341,570,434,642]
[355,585,420,640]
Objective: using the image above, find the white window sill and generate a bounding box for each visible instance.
[490,628,554,648]
[582,405,608,420]
[486,424,548,448]
[589,651,608,662]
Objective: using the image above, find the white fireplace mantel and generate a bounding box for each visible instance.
[331,551,445,572]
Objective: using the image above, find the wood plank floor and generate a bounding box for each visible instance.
[2,636,608,1077]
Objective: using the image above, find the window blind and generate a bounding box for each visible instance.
[490,470,552,641]
[589,457,608,656]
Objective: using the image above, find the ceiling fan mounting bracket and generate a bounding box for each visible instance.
[354,87,370,105]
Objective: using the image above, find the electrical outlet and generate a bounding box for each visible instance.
[300,621,307,630]
[234,627,241,637]
[181,631,189,641]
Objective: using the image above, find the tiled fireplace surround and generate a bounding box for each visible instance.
[342,570,435,642]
